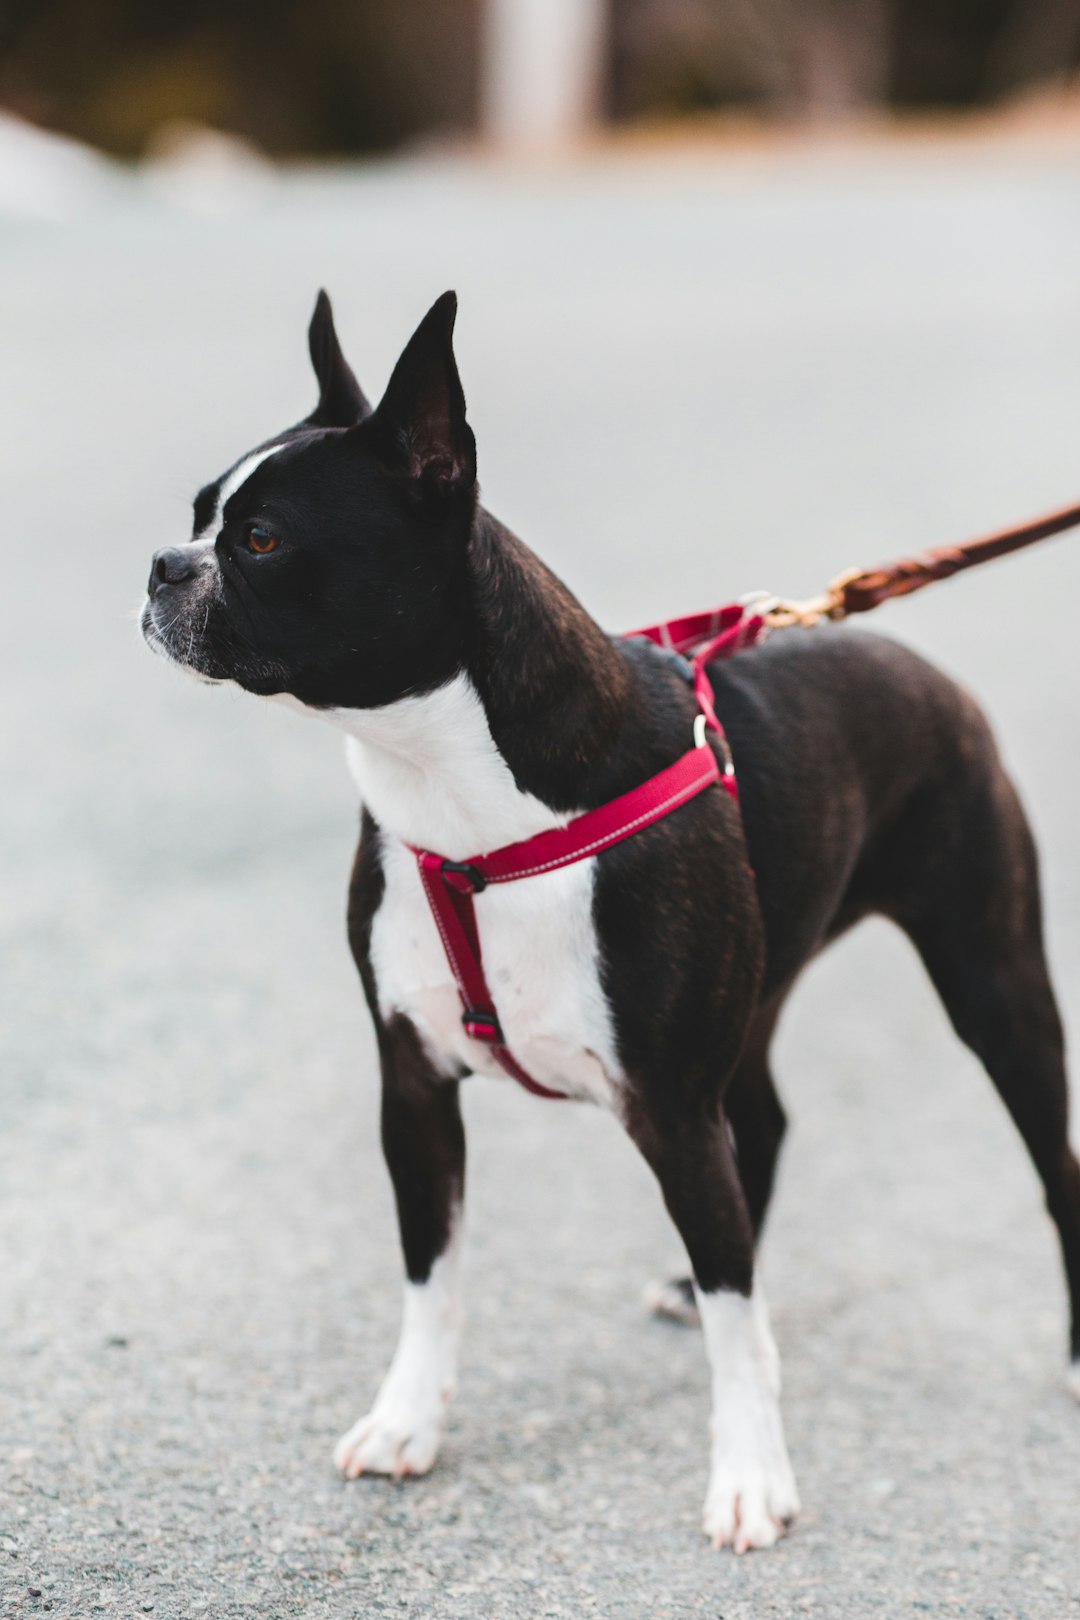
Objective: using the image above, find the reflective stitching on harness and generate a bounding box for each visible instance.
[418,860,468,989]
[409,600,763,1100]
[486,768,716,882]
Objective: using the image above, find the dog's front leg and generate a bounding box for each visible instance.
[335,1016,465,1480]
[630,1105,799,1551]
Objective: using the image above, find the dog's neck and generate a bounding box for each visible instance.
[332,672,558,858]
[316,512,633,858]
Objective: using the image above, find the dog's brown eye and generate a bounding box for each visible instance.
[246,525,279,554]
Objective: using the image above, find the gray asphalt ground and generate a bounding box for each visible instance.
[5,129,1080,1619]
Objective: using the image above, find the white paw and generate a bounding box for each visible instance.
[1067,1360,1080,1402]
[334,1399,445,1480]
[696,1286,797,1551]
[702,1454,800,1553]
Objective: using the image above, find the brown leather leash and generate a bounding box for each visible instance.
[757,494,1080,630]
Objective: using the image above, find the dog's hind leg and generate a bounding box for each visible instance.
[629,1099,799,1550]
[334,1015,466,1479]
[888,755,1080,1393]
[726,1001,789,1240]
[645,1001,788,1327]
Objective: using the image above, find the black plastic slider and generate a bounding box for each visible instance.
[462,1010,502,1043]
[441,859,488,892]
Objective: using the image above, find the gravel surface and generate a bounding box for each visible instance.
[4,132,1080,1618]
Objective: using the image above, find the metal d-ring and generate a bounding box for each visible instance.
[694,712,735,776]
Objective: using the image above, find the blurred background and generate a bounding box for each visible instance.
[5,4,1080,1619]
[3,0,1080,164]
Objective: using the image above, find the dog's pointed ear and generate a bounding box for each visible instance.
[305,290,372,427]
[368,291,475,496]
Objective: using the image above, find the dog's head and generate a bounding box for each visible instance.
[141,291,477,709]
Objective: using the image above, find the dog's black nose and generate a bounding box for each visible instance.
[149,546,198,596]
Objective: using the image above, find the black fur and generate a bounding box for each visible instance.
[143,292,1080,1376]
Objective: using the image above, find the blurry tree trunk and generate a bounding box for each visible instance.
[481,0,607,146]
[792,0,891,116]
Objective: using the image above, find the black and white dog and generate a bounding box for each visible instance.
[142,292,1080,1551]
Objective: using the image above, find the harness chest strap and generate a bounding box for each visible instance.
[402,488,1080,1098]
[410,604,766,1100]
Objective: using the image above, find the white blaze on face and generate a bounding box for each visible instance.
[143,443,288,670]
[193,443,287,552]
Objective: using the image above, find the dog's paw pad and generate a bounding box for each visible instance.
[1067,1360,1080,1402]
[702,1467,799,1554]
[643,1276,700,1327]
[333,1408,442,1481]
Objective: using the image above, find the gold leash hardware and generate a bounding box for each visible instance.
[752,567,866,630]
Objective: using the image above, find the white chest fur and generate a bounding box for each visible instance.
[330,674,623,1108]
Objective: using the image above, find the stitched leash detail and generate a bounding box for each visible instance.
[753,495,1080,628]
[411,607,763,1100]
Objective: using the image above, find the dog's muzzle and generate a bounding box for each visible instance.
[142,538,223,674]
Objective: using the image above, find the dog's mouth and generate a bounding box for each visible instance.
[140,593,225,685]
[140,586,294,697]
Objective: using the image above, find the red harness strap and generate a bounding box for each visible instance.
[410,602,766,1100]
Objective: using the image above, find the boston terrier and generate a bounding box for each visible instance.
[141,291,1080,1551]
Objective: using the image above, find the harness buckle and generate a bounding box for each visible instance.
[441,859,488,893]
[462,1010,502,1044]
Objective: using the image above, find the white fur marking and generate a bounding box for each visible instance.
[278,673,624,1106]
[336,674,565,857]
[334,1218,463,1479]
[142,444,287,657]
[696,1286,799,1552]
[199,444,284,542]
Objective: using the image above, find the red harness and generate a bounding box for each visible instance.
[410,602,766,1100]
[407,485,1080,1098]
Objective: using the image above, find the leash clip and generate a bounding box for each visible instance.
[739,589,780,616]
